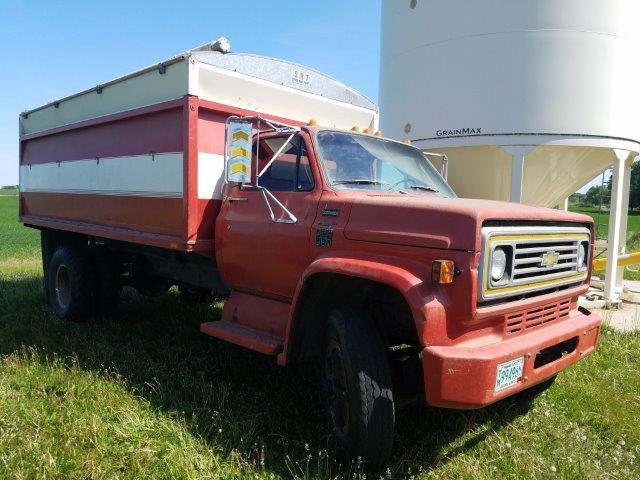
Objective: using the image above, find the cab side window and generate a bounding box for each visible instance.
[254,135,314,192]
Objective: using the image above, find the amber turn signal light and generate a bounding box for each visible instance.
[432,260,455,284]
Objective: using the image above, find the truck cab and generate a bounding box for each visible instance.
[206,119,601,468]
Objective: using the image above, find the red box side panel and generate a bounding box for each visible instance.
[21,192,183,237]
[22,107,183,165]
[197,108,227,154]
[20,97,305,253]
[20,99,189,250]
[193,107,227,247]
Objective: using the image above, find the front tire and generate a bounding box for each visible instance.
[48,245,95,321]
[322,307,395,471]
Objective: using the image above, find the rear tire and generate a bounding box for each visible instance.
[48,245,95,321]
[92,246,120,315]
[40,230,55,300]
[322,307,395,471]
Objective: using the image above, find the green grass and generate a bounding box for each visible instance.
[569,204,640,241]
[1,194,639,479]
[0,188,39,260]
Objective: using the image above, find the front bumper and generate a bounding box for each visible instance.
[422,307,601,408]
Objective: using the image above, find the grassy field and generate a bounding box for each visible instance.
[568,204,640,242]
[0,189,39,258]
[0,190,639,479]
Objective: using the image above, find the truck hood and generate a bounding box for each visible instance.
[343,194,592,252]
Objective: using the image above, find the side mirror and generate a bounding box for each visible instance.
[222,115,299,224]
[225,118,253,184]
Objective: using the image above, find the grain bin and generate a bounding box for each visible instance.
[379,0,640,301]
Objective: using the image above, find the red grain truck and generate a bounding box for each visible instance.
[19,40,601,470]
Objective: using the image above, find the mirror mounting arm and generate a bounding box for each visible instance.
[258,186,298,224]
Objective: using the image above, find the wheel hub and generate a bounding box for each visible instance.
[54,264,71,310]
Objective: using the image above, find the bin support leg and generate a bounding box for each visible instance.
[503,146,535,203]
[604,149,630,304]
[616,157,632,290]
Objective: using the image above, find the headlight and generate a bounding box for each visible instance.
[491,247,508,282]
[578,242,588,270]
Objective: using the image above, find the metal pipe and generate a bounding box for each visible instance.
[592,251,640,270]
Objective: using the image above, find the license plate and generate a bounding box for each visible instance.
[494,357,525,392]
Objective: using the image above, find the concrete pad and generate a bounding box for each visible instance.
[590,305,640,332]
[581,280,640,332]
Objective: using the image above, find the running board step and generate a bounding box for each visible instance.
[200,321,284,356]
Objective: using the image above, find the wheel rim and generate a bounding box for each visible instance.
[324,339,349,436]
[55,264,71,310]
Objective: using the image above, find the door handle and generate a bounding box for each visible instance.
[225,196,248,203]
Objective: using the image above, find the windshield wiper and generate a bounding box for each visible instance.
[332,179,390,186]
[408,185,439,193]
[331,179,407,194]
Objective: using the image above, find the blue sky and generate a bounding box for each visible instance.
[0,0,381,185]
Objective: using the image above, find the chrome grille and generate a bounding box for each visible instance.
[479,226,590,301]
[511,240,580,285]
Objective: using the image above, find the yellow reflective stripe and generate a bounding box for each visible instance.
[230,163,248,174]
[231,130,250,142]
[231,146,249,159]
[489,233,589,242]
[483,273,587,297]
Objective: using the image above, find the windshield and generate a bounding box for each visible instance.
[315,131,456,197]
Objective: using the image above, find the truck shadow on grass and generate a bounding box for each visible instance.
[0,274,535,478]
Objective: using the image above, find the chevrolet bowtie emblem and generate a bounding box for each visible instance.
[540,251,560,267]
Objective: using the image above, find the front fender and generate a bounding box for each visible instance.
[277,252,447,365]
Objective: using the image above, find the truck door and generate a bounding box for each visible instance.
[216,133,321,300]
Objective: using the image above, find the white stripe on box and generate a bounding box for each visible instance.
[21,153,184,198]
[197,152,225,200]
[21,152,226,200]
